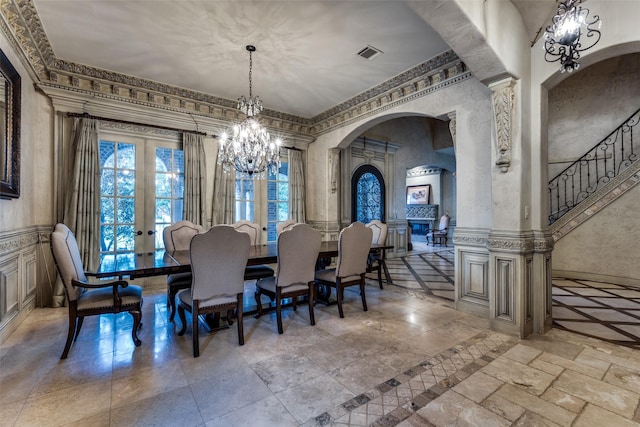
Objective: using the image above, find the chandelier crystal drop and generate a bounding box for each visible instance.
[543,0,601,73]
[218,45,281,178]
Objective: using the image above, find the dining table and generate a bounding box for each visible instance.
[95,240,393,283]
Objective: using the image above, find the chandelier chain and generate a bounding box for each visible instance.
[248,49,253,100]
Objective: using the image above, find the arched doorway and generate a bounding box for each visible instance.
[351,164,385,223]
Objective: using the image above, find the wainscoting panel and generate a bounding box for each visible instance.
[459,250,489,304]
[0,227,42,344]
[495,257,514,322]
[0,255,19,324]
[454,249,489,318]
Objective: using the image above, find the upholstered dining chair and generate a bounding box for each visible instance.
[426,214,450,246]
[176,225,250,357]
[276,219,297,235]
[255,223,321,334]
[162,220,206,321]
[50,223,143,359]
[315,222,373,318]
[365,220,388,289]
[231,220,275,281]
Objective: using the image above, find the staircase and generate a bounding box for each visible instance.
[549,108,640,234]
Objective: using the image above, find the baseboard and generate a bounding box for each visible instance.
[552,270,640,289]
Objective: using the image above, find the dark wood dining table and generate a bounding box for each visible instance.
[95,240,393,283]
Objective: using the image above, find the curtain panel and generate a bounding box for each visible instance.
[212,151,235,225]
[182,132,207,226]
[288,149,306,223]
[54,118,101,307]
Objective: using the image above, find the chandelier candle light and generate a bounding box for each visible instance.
[543,0,601,73]
[218,45,282,178]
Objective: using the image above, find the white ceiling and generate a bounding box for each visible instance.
[32,1,452,118]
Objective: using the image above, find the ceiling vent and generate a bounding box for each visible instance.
[357,45,383,60]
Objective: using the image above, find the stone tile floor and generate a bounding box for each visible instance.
[553,277,640,349]
[2,249,640,426]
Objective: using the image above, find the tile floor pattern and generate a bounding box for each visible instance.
[3,267,640,425]
[386,249,455,301]
[553,277,640,349]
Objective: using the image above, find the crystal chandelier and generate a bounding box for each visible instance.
[543,0,601,73]
[218,45,281,178]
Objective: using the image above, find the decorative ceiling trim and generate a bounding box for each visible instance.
[1,0,470,138]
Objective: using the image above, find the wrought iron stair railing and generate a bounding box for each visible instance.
[549,107,640,224]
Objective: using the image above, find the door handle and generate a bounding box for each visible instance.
[136,230,143,236]
[148,230,155,235]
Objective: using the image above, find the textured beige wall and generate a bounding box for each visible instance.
[553,184,640,284]
[0,32,54,232]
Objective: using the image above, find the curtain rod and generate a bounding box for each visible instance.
[65,112,302,151]
[65,112,208,137]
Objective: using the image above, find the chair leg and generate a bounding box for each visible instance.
[236,293,245,346]
[308,282,316,326]
[130,309,142,346]
[254,289,263,318]
[168,288,178,322]
[336,281,344,318]
[177,304,187,336]
[276,288,283,334]
[74,317,84,341]
[377,265,383,289]
[360,276,368,312]
[192,301,200,358]
[61,309,77,359]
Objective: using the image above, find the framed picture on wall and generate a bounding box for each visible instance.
[406,184,431,205]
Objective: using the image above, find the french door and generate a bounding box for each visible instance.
[99,132,183,267]
[235,158,289,243]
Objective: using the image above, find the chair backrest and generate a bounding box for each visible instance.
[231,220,261,245]
[276,219,297,235]
[438,215,451,232]
[366,220,388,245]
[163,220,206,252]
[189,226,251,300]
[336,222,373,278]
[276,224,321,287]
[50,223,87,302]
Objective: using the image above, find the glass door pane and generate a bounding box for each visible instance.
[266,161,289,242]
[154,146,184,249]
[99,140,139,266]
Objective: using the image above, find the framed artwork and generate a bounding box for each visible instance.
[406,184,430,205]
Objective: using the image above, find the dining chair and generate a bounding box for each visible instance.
[162,220,206,321]
[176,225,250,357]
[426,214,450,246]
[255,223,321,334]
[231,220,275,281]
[276,219,297,234]
[315,221,373,318]
[50,223,143,359]
[365,220,388,289]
